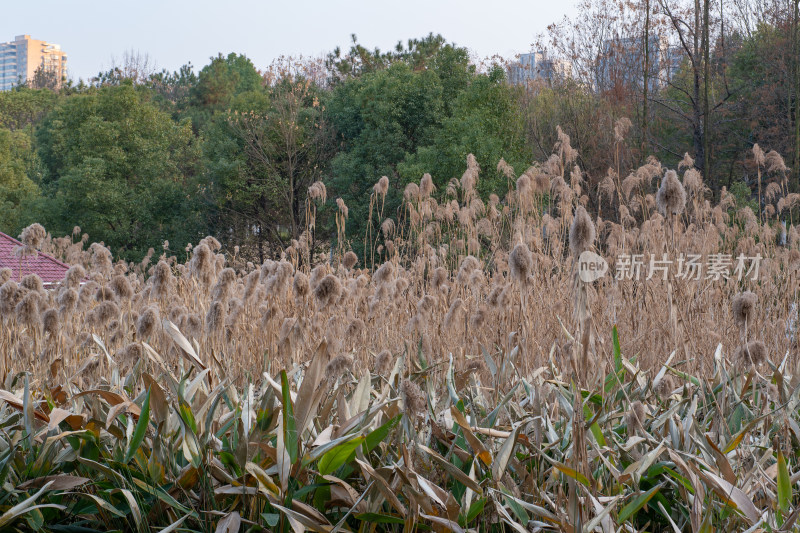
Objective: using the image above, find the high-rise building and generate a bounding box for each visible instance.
[597,34,682,93]
[0,35,68,91]
[509,52,572,85]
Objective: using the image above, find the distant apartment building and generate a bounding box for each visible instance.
[596,34,682,93]
[509,52,572,85]
[0,35,68,91]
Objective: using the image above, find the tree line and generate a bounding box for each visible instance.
[0,0,797,261]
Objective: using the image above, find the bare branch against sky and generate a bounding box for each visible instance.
[1,0,579,80]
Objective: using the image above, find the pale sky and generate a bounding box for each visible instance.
[2,0,580,81]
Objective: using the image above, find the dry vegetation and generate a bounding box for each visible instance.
[0,133,800,531]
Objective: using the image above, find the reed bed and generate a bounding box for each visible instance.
[0,138,799,531]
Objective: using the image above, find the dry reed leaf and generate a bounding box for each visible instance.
[17,475,90,491]
[354,458,407,515]
[162,319,206,371]
[450,406,492,466]
[294,341,328,437]
[694,467,761,525]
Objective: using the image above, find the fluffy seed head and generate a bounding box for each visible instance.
[654,375,676,400]
[110,274,134,300]
[293,272,310,297]
[185,314,202,338]
[200,236,222,252]
[151,260,173,299]
[509,243,533,283]
[226,299,244,326]
[314,275,342,309]
[374,350,394,377]
[325,354,354,383]
[336,197,349,218]
[95,286,116,302]
[205,301,226,332]
[20,274,43,293]
[309,264,328,288]
[613,117,632,143]
[42,308,59,337]
[420,173,435,197]
[211,268,236,302]
[626,401,646,434]
[65,265,86,288]
[752,144,765,167]
[788,249,800,271]
[243,270,260,301]
[308,181,327,202]
[456,256,480,284]
[765,150,787,173]
[137,306,160,338]
[394,277,409,299]
[57,288,78,312]
[678,152,695,170]
[190,244,216,287]
[416,294,436,318]
[516,173,532,200]
[569,205,596,256]
[656,170,687,216]
[732,291,757,329]
[373,261,395,285]
[342,251,358,270]
[487,284,504,308]
[465,358,488,378]
[95,301,120,327]
[404,182,420,203]
[460,358,490,387]
[443,298,463,330]
[374,176,389,196]
[381,219,395,238]
[735,340,767,368]
[118,343,144,365]
[20,223,46,249]
[431,267,448,291]
[469,306,486,331]
[16,291,41,328]
[401,379,426,418]
[90,243,113,276]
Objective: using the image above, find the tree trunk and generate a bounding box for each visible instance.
[258,228,264,264]
[693,0,704,177]
[703,0,711,185]
[693,122,704,175]
[643,0,650,160]
[794,0,800,187]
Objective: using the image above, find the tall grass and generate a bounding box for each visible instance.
[0,134,799,530]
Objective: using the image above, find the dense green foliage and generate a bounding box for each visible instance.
[0,129,39,230]
[33,85,203,258]
[327,60,448,249]
[398,65,527,194]
[0,23,798,260]
[204,79,334,261]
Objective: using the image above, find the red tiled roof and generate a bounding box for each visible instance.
[0,231,71,284]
